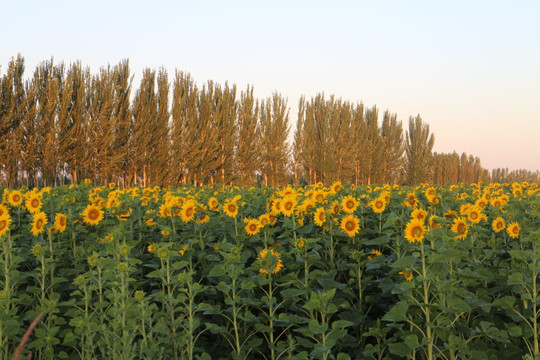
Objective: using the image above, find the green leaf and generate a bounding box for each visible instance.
[308,319,328,335]
[388,342,411,357]
[331,320,353,329]
[404,335,420,350]
[507,272,525,285]
[382,301,408,322]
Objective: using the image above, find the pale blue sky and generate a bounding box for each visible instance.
[2,0,539,171]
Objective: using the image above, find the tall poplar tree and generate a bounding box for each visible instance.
[405,115,435,184]
[235,85,259,185]
[259,92,291,187]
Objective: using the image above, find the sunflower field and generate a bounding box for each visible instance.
[0,181,539,360]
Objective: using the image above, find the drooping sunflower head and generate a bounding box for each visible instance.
[256,248,284,275]
[399,269,413,281]
[340,214,360,238]
[82,204,104,226]
[368,249,382,260]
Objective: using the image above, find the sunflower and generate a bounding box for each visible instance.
[371,197,386,214]
[159,203,172,218]
[147,244,155,253]
[340,214,360,237]
[459,203,472,216]
[270,198,282,214]
[492,217,505,233]
[302,198,316,213]
[399,269,413,281]
[368,249,382,260]
[25,193,42,214]
[258,213,271,228]
[403,192,418,207]
[410,208,428,222]
[330,181,342,194]
[31,212,47,236]
[451,217,468,240]
[256,248,284,275]
[0,214,11,237]
[405,217,426,242]
[8,190,24,207]
[281,196,297,217]
[490,197,503,209]
[329,201,341,214]
[0,204,8,217]
[312,189,326,203]
[428,215,442,230]
[54,213,68,233]
[313,207,326,227]
[245,219,261,236]
[196,214,210,224]
[180,200,196,222]
[223,201,239,218]
[208,197,220,211]
[179,244,188,255]
[341,195,359,214]
[466,206,483,224]
[82,204,104,226]
[506,222,520,239]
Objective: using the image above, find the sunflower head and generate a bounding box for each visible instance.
[82,204,104,226]
[492,217,505,233]
[506,222,520,239]
[245,219,261,236]
[25,193,42,214]
[313,207,327,227]
[451,217,468,240]
[31,212,47,237]
[340,214,360,237]
[256,248,284,275]
[404,218,427,243]
[54,213,68,233]
[371,197,386,214]
[0,214,12,237]
[341,195,359,214]
[8,190,24,207]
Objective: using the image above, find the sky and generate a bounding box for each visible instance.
[2,0,539,172]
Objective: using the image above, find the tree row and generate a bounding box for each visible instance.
[1,55,538,188]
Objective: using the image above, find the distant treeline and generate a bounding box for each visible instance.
[1,54,538,187]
